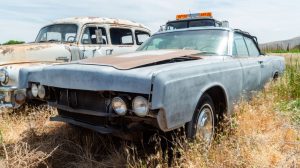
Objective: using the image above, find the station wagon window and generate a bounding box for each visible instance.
[81,27,107,45]
[233,34,249,57]
[36,24,78,43]
[110,28,133,45]
[244,37,260,56]
[135,30,150,45]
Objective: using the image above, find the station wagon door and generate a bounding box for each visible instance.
[233,33,261,94]
[109,28,137,55]
[78,25,114,59]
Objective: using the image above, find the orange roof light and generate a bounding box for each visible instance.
[176,12,213,20]
[199,12,212,17]
[176,14,189,20]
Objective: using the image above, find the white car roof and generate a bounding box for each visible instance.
[50,16,150,31]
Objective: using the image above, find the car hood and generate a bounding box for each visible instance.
[80,50,201,69]
[19,50,226,94]
[0,43,72,66]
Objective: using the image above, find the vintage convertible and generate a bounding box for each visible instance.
[19,27,285,142]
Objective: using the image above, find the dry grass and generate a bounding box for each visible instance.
[0,55,300,167]
[178,85,300,167]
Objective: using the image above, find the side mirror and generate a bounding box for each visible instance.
[221,21,229,28]
[159,25,166,32]
[95,29,103,44]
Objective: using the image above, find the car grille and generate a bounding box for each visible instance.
[58,89,109,112]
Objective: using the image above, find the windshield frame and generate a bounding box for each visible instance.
[166,19,218,30]
[35,23,79,43]
[137,28,231,56]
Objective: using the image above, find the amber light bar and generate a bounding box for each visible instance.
[176,12,213,20]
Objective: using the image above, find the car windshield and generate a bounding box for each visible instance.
[137,29,229,55]
[166,19,216,30]
[35,24,78,43]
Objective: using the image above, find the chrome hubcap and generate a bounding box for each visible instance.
[197,105,214,143]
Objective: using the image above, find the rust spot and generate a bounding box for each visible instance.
[28,45,51,51]
[87,17,98,20]
[64,46,71,54]
[0,47,14,55]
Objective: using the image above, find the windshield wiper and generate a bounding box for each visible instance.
[196,51,219,55]
[38,40,48,43]
[47,39,60,42]
[38,40,61,43]
[181,48,219,55]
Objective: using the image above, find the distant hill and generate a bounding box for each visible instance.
[260,36,300,51]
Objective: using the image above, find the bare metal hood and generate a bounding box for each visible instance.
[0,43,72,66]
[80,50,201,69]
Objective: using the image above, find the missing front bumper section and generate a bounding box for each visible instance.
[51,116,144,141]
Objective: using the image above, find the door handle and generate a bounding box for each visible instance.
[56,57,69,62]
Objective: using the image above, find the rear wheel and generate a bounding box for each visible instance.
[185,94,216,145]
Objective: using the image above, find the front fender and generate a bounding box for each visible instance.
[151,60,243,131]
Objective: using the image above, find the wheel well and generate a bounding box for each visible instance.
[203,86,227,121]
[273,71,279,80]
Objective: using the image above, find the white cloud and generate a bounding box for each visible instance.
[0,0,299,43]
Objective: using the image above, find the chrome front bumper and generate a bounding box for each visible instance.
[0,86,25,108]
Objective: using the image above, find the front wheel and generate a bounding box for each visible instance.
[185,94,216,145]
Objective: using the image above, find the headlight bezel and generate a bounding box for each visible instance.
[111,96,128,116]
[0,69,9,85]
[31,83,39,97]
[132,96,149,117]
[37,85,46,99]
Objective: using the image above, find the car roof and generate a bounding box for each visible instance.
[45,17,151,31]
[166,17,216,23]
[153,26,255,37]
[154,26,232,35]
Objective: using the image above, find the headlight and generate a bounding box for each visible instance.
[132,96,149,117]
[0,69,9,85]
[31,84,38,97]
[111,97,127,115]
[38,85,46,99]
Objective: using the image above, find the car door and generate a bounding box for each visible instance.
[78,25,113,59]
[135,30,150,45]
[233,33,261,95]
[244,36,273,88]
[109,27,137,55]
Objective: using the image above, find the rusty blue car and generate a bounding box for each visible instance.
[18,27,285,143]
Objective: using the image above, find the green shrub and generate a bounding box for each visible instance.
[2,40,25,45]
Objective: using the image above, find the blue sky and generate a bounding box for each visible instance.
[0,0,299,43]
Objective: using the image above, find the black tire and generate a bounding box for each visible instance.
[185,94,216,144]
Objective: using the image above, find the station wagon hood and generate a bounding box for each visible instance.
[0,43,72,65]
[80,50,201,70]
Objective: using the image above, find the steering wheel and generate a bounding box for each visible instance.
[67,36,76,42]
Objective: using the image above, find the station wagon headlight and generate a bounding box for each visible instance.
[112,97,127,116]
[132,96,149,117]
[31,84,38,97]
[0,69,9,85]
[38,85,46,99]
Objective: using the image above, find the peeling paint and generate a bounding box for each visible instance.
[51,17,150,32]
[28,45,52,51]
[0,47,14,55]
